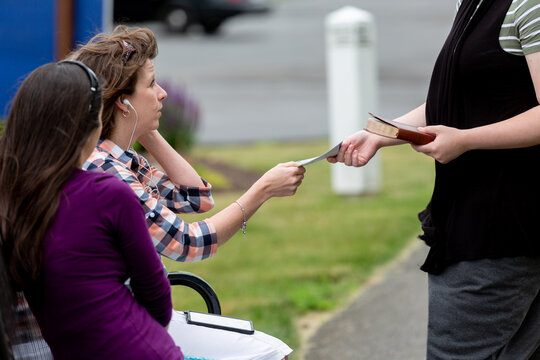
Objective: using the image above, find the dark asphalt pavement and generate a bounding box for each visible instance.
[153,0,456,144]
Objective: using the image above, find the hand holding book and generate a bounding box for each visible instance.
[365,112,435,145]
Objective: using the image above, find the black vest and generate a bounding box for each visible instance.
[420,0,540,274]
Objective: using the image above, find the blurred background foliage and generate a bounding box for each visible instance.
[158,80,200,152]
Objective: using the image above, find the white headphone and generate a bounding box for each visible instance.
[123,98,133,108]
[123,99,138,150]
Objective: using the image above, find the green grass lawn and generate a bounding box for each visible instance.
[166,140,434,359]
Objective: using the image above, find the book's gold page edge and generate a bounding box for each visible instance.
[365,118,399,138]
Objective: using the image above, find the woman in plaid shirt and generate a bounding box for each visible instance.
[70,26,305,265]
[66,25,298,360]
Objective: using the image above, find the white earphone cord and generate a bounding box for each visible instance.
[123,100,160,201]
[124,100,138,150]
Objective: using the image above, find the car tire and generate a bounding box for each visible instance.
[202,19,223,35]
[163,7,190,33]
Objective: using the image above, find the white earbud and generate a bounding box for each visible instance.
[122,99,138,150]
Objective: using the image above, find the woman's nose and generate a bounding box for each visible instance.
[157,84,167,101]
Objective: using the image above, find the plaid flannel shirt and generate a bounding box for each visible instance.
[83,139,218,262]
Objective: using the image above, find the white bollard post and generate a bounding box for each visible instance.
[325,6,380,195]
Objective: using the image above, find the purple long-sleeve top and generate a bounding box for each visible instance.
[25,169,182,360]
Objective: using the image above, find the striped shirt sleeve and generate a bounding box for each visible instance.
[456,0,540,55]
[508,0,540,55]
[136,153,214,214]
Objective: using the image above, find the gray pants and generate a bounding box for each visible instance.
[428,256,540,360]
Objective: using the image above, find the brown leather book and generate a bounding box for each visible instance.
[364,113,435,145]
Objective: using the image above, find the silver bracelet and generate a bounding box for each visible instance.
[234,200,247,235]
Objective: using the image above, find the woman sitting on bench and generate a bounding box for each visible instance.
[0,61,291,359]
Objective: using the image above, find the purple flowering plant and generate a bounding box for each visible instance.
[157,80,200,153]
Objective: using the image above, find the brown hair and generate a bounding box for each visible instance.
[67,25,158,140]
[0,62,102,288]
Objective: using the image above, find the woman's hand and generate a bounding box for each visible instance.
[412,125,469,164]
[255,162,306,199]
[327,130,382,167]
[208,162,305,245]
[136,129,205,187]
[136,129,162,150]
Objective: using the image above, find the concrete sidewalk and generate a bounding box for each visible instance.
[305,241,430,359]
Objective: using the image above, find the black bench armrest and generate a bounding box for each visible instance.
[168,271,221,315]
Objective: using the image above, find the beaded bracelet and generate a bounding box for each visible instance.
[234,200,247,235]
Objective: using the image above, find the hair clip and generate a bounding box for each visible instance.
[121,40,136,65]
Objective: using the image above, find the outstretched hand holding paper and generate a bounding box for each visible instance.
[296,143,342,166]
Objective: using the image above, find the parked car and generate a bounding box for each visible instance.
[114,0,271,34]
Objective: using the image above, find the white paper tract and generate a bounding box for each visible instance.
[296,143,342,166]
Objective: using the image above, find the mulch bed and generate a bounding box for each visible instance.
[194,157,261,193]
[142,151,261,193]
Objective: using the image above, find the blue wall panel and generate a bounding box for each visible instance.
[0,0,56,116]
[74,0,104,46]
[0,0,105,117]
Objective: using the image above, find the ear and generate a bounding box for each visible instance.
[115,96,130,113]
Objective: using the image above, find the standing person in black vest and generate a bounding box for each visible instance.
[329,0,540,358]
